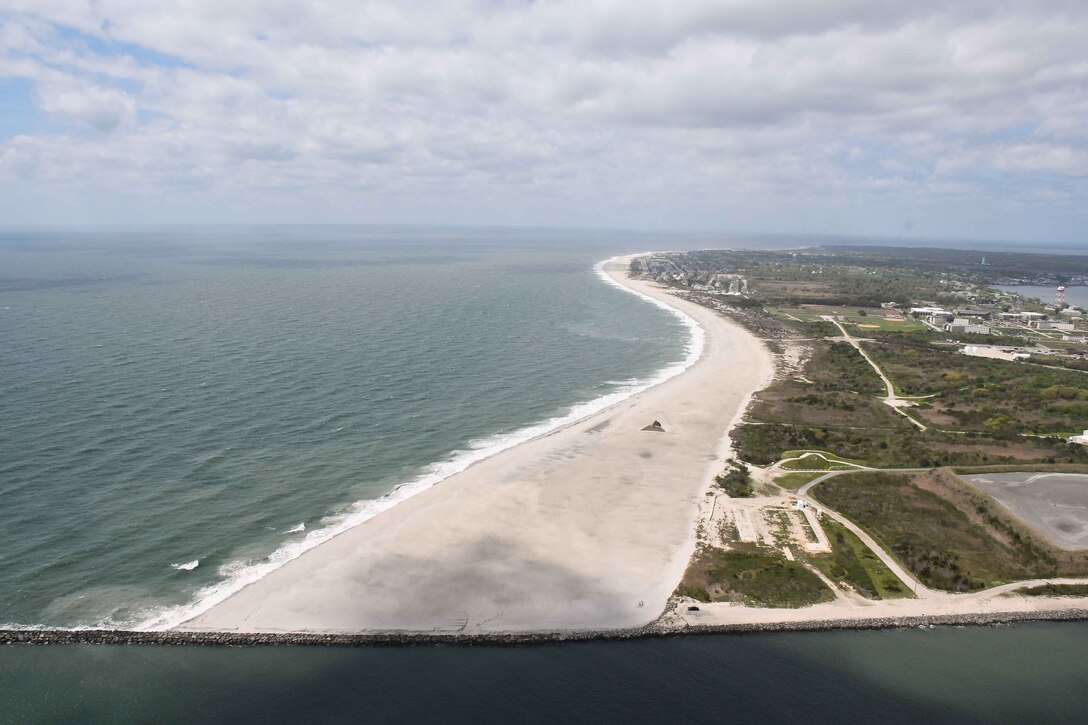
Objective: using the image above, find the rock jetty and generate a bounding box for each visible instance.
[3,609,1088,647]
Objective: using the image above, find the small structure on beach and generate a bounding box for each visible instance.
[1068,430,1088,445]
[642,420,665,432]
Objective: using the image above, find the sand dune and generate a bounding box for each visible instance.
[181,256,774,633]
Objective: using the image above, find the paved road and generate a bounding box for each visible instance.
[794,468,1088,601]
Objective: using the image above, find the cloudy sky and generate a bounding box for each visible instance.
[1,1,1086,242]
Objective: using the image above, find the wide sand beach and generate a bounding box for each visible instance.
[181,255,774,633]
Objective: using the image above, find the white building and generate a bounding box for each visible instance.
[911,306,952,317]
[1030,320,1076,331]
[962,346,1030,362]
[946,318,991,335]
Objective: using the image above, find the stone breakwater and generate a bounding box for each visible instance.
[3,609,1088,647]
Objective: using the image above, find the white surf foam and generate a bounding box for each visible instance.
[287,523,306,533]
[130,254,705,631]
[171,560,200,571]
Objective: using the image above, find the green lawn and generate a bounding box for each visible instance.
[774,472,825,490]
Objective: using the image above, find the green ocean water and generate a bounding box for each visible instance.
[0,227,689,628]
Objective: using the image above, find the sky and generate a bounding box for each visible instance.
[0,1,1086,243]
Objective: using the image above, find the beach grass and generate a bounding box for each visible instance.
[1019,584,1088,597]
[810,518,912,599]
[681,543,835,608]
[809,472,1072,591]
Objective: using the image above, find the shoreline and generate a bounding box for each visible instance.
[6,608,1088,646]
[175,255,776,634]
[126,254,707,631]
[10,255,1088,641]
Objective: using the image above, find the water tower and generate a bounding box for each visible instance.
[1056,285,1067,307]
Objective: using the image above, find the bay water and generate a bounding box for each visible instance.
[996,284,1088,309]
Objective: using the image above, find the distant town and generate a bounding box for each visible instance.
[634,248,1088,368]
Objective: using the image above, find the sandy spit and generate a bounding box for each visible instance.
[179,255,774,634]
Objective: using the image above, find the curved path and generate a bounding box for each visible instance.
[797,474,934,598]
[797,470,1088,601]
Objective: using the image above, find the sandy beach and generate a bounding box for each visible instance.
[181,255,774,633]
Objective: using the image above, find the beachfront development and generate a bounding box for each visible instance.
[172,248,1088,637]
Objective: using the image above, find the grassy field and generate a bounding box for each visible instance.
[809,472,1088,591]
[679,543,835,607]
[684,249,1088,469]
[767,305,925,332]
[864,331,1088,438]
[810,518,912,599]
[730,326,1087,469]
[774,472,825,490]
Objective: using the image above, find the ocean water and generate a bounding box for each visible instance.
[1,226,694,629]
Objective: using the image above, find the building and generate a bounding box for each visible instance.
[962,345,1030,362]
[1069,430,1088,445]
[911,306,952,317]
[946,318,991,335]
[1030,320,1076,332]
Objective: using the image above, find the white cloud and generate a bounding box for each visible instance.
[35,82,136,132]
[0,1,1085,239]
